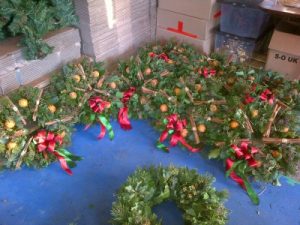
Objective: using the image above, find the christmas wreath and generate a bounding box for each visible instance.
[111,166,228,225]
[1,42,300,204]
[0,0,78,60]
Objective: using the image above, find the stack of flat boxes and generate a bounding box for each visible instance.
[74,0,157,63]
[156,0,221,55]
[0,28,81,95]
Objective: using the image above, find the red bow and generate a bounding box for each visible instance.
[149,52,169,62]
[227,141,260,189]
[244,93,255,105]
[159,114,199,153]
[199,67,216,78]
[260,89,275,105]
[118,87,136,130]
[88,96,110,113]
[34,130,72,175]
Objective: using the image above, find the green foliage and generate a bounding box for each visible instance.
[111,166,228,225]
[0,0,78,60]
[0,42,299,204]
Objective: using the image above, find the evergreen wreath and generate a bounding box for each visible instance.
[111,166,228,225]
[0,0,78,60]
[0,42,299,204]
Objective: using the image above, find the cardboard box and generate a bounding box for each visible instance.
[156,28,214,55]
[157,8,218,41]
[265,23,300,80]
[158,0,220,20]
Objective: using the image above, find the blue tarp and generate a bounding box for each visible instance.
[0,120,299,225]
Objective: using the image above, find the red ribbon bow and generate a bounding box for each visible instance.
[199,67,216,78]
[34,130,72,175]
[118,87,136,130]
[88,96,110,113]
[160,114,199,153]
[260,89,275,105]
[226,141,260,189]
[149,52,169,62]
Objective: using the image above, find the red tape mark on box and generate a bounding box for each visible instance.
[167,21,198,39]
[213,10,221,19]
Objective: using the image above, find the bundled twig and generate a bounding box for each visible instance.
[45,116,74,126]
[194,99,227,105]
[189,113,200,144]
[205,116,225,124]
[215,139,251,147]
[32,89,43,121]
[96,74,107,88]
[93,88,111,97]
[137,70,144,81]
[263,137,300,144]
[179,77,194,103]
[241,109,254,133]
[142,86,157,95]
[78,92,91,108]
[121,75,130,85]
[5,96,27,125]
[263,103,282,137]
[160,70,170,77]
[159,90,176,103]
[77,63,87,80]
[15,137,33,169]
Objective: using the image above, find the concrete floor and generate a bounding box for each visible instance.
[0,120,299,225]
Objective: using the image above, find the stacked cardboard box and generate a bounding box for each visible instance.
[265,21,300,80]
[74,0,157,63]
[0,28,81,95]
[156,0,221,54]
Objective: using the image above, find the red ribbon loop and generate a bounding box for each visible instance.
[118,87,136,130]
[160,114,199,153]
[88,96,110,113]
[34,130,72,175]
[260,89,275,105]
[199,67,216,78]
[149,52,169,62]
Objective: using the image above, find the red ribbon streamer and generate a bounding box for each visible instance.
[160,114,199,153]
[260,89,275,105]
[227,141,260,189]
[34,130,72,175]
[118,87,136,130]
[167,21,198,39]
[86,96,111,139]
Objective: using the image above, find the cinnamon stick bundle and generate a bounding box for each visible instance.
[5,96,27,125]
[179,77,194,103]
[45,116,74,126]
[189,113,200,144]
[15,137,33,169]
[142,86,157,95]
[194,99,227,105]
[263,137,300,144]
[263,103,282,137]
[32,89,43,121]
